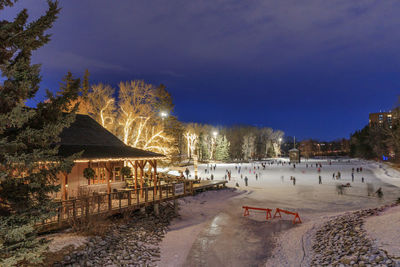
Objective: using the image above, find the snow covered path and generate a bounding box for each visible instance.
[158,159,400,267]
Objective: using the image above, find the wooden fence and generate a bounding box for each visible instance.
[40,181,194,229]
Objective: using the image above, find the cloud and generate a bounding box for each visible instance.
[159,70,184,78]
[8,0,400,73]
[33,49,129,73]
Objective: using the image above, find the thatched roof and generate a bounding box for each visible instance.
[58,114,164,160]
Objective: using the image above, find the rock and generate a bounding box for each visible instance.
[310,205,398,267]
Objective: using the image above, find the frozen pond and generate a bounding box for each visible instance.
[189,159,400,215]
[160,159,400,267]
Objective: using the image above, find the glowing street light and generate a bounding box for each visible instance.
[160,111,168,118]
[279,138,282,142]
[212,131,218,137]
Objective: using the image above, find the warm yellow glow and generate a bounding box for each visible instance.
[184,131,198,158]
[100,99,114,127]
[74,156,164,163]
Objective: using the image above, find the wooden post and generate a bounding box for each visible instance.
[148,164,153,186]
[57,205,62,225]
[128,191,131,206]
[145,187,148,203]
[108,193,112,211]
[129,160,138,191]
[136,188,140,205]
[106,162,111,194]
[85,197,89,217]
[119,193,122,210]
[61,172,68,201]
[97,195,101,213]
[73,200,76,220]
[134,161,138,190]
[159,184,162,200]
[140,160,144,197]
[190,181,193,195]
[153,160,157,196]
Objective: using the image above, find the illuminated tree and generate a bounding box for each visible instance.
[184,130,198,159]
[271,130,284,157]
[116,81,179,161]
[242,133,256,160]
[85,83,115,130]
[215,135,230,161]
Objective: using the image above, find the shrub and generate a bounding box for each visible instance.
[121,166,132,178]
[83,168,95,180]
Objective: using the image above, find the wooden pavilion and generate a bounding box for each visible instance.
[56,114,164,201]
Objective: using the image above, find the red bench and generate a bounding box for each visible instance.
[273,208,302,224]
[242,206,272,220]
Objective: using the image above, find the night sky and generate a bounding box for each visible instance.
[3,1,400,140]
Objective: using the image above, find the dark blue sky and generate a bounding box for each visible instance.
[3,0,400,140]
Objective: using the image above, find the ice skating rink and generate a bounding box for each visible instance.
[159,159,400,267]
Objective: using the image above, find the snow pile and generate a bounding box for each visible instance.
[364,205,400,258]
[367,162,400,187]
[47,233,88,252]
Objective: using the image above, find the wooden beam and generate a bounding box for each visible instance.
[153,160,157,195]
[140,160,144,197]
[134,161,138,191]
[128,160,138,190]
[148,160,155,168]
[106,162,111,194]
[103,161,112,174]
[62,172,68,201]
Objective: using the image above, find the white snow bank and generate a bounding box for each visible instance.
[367,162,400,188]
[47,232,88,252]
[364,205,400,258]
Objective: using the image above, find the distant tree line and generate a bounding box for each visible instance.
[350,99,400,162]
[182,124,284,162]
[298,139,350,158]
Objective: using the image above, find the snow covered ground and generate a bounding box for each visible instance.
[158,159,400,267]
[364,205,400,259]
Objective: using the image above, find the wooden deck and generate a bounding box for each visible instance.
[193,180,227,191]
[39,180,227,232]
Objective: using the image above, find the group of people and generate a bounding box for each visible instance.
[201,162,373,192]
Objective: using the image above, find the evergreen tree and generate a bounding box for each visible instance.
[215,135,230,161]
[81,69,90,99]
[0,1,80,265]
[350,126,375,159]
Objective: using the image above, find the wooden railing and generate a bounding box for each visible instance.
[41,181,194,227]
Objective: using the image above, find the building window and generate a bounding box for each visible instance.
[88,167,107,185]
[114,167,122,181]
